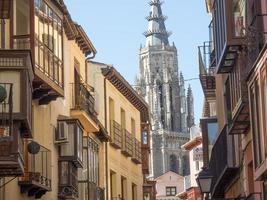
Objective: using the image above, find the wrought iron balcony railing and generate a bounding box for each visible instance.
[19,144,51,199]
[71,83,97,121]
[209,126,239,198]
[110,120,122,149]
[132,138,142,164]
[121,129,133,157]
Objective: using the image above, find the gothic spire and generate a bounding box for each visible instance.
[144,0,171,47]
[187,85,195,129]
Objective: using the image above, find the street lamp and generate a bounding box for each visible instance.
[196,168,213,194]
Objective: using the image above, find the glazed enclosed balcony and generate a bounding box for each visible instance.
[56,118,84,168]
[0,83,24,176]
[110,120,122,149]
[132,138,142,164]
[209,126,239,198]
[70,83,99,133]
[214,0,246,73]
[198,41,216,100]
[0,50,33,137]
[121,129,133,157]
[141,124,150,174]
[18,143,51,199]
[58,161,78,199]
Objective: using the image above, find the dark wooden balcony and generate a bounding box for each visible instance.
[227,60,250,135]
[94,122,110,142]
[0,82,26,176]
[214,0,245,73]
[88,182,105,200]
[132,138,142,164]
[110,120,122,149]
[58,161,78,199]
[0,50,34,137]
[198,42,216,100]
[70,83,99,133]
[18,144,51,199]
[121,129,133,157]
[209,126,239,198]
[141,124,150,174]
[246,7,267,71]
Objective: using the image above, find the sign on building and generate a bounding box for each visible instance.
[193,147,203,161]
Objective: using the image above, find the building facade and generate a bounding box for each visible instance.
[154,171,185,200]
[0,1,152,200]
[179,126,203,200]
[200,0,267,199]
[136,0,194,179]
[87,62,152,200]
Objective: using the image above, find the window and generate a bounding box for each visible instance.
[78,137,99,200]
[34,0,63,86]
[250,81,264,168]
[196,161,200,171]
[166,187,176,196]
[233,0,246,37]
[121,176,127,200]
[131,118,136,137]
[170,154,178,173]
[109,97,115,126]
[121,108,126,130]
[132,183,137,200]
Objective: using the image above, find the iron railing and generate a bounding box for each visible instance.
[19,144,51,189]
[71,82,97,121]
[121,129,133,157]
[132,138,142,164]
[110,120,122,149]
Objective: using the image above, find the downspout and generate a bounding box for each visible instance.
[104,76,109,200]
[85,51,96,84]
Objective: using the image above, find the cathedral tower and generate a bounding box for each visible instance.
[136,0,194,178]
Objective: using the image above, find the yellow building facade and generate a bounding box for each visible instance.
[0,0,108,200]
[88,61,150,200]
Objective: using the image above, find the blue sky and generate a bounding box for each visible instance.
[65,0,211,124]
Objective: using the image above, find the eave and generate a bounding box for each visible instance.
[182,136,202,151]
[102,66,150,122]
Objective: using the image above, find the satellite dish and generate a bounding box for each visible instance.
[27,141,41,154]
[0,85,7,103]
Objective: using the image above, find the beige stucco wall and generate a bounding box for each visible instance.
[2,32,103,200]
[87,61,143,200]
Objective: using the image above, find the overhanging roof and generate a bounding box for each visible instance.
[102,66,150,123]
[182,136,202,151]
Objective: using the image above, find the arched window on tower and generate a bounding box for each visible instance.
[158,82,165,127]
[169,154,178,173]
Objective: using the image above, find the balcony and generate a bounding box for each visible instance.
[121,129,133,157]
[246,10,267,70]
[141,124,150,174]
[110,120,122,149]
[227,60,250,135]
[94,123,110,142]
[18,144,51,199]
[70,83,99,133]
[0,83,24,176]
[0,50,33,137]
[209,126,239,198]
[132,138,142,164]
[58,161,78,199]
[88,182,105,200]
[198,41,216,100]
[214,0,246,73]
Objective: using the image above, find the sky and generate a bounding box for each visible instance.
[65,0,211,124]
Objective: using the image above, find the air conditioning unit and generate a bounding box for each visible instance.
[55,121,69,144]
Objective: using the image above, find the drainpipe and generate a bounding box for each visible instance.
[104,77,109,200]
[85,52,96,84]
